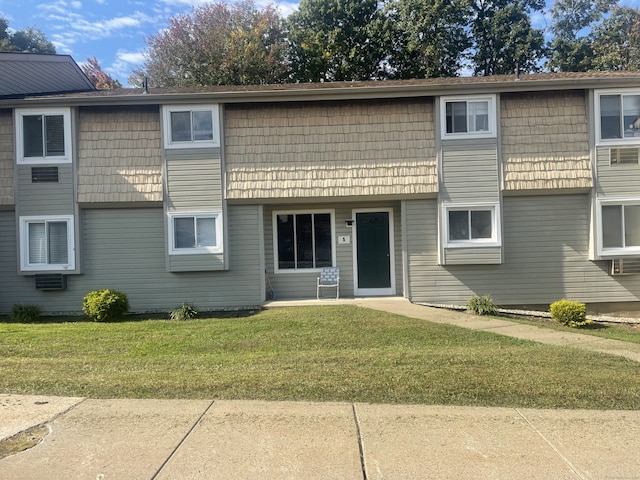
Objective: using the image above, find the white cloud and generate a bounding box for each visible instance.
[108,49,147,85]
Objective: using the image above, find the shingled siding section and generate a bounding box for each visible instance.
[501,91,592,191]
[225,99,437,199]
[0,109,13,205]
[77,106,162,203]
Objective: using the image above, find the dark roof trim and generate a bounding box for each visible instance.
[1,71,640,107]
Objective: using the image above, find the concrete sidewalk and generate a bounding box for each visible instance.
[2,395,640,479]
[266,297,640,363]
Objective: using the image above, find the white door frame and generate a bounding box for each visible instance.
[352,207,396,296]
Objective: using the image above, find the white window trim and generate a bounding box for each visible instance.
[440,95,497,140]
[162,105,220,149]
[272,209,336,274]
[442,203,501,248]
[19,215,75,271]
[168,212,224,255]
[595,89,640,146]
[596,197,640,256]
[15,108,72,164]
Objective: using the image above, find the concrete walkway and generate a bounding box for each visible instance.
[2,396,640,479]
[2,299,640,479]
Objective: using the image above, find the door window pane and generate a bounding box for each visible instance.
[603,205,623,248]
[449,210,469,241]
[23,115,44,157]
[170,111,192,142]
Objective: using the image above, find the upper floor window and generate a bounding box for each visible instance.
[440,95,496,140]
[168,212,223,255]
[596,91,640,144]
[19,215,75,271]
[163,105,220,149]
[273,211,335,272]
[443,203,501,247]
[15,108,72,164]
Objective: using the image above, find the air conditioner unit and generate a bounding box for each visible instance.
[610,147,640,165]
[35,274,67,290]
[610,258,640,275]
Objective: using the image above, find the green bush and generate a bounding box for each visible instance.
[467,295,498,316]
[82,289,129,322]
[10,304,42,322]
[550,299,589,327]
[170,303,198,321]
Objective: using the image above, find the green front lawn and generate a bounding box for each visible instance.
[1,306,638,409]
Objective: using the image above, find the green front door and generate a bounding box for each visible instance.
[355,211,392,293]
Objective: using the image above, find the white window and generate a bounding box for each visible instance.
[168,212,223,255]
[598,199,640,255]
[19,216,75,271]
[273,211,335,272]
[15,108,72,164]
[440,95,496,139]
[443,204,501,247]
[163,105,220,148]
[596,90,640,144]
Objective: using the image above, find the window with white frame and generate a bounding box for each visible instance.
[596,91,640,144]
[15,108,72,164]
[168,212,223,254]
[440,95,496,139]
[599,200,640,254]
[273,211,335,271]
[19,216,75,271]
[163,105,220,148]
[443,204,500,247]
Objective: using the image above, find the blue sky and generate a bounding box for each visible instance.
[0,0,638,86]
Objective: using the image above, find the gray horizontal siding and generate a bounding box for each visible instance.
[263,201,403,299]
[406,194,640,306]
[595,146,640,197]
[168,253,225,272]
[0,206,263,313]
[441,138,499,203]
[444,247,502,265]
[17,165,74,215]
[165,158,222,211]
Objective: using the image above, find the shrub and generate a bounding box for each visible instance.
[170,303,198,321]
[10,304,42,322]
[550,299,589,327]
[82,289,129,322]
[467,295,498,316]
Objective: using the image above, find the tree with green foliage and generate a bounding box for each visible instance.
[286,0,389,82]
[590,6,640,71]
[547,0,617,72]
[0,16,55,54]
[385,0,469,79]
[132,0,288,87]
[469,0,546,76]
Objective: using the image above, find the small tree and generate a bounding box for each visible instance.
[82,57,122,90]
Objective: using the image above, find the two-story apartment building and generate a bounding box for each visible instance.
[2,67,640,314]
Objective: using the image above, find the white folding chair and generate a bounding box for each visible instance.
[317,267,340,300]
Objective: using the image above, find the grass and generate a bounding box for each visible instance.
[0,305,638,410]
